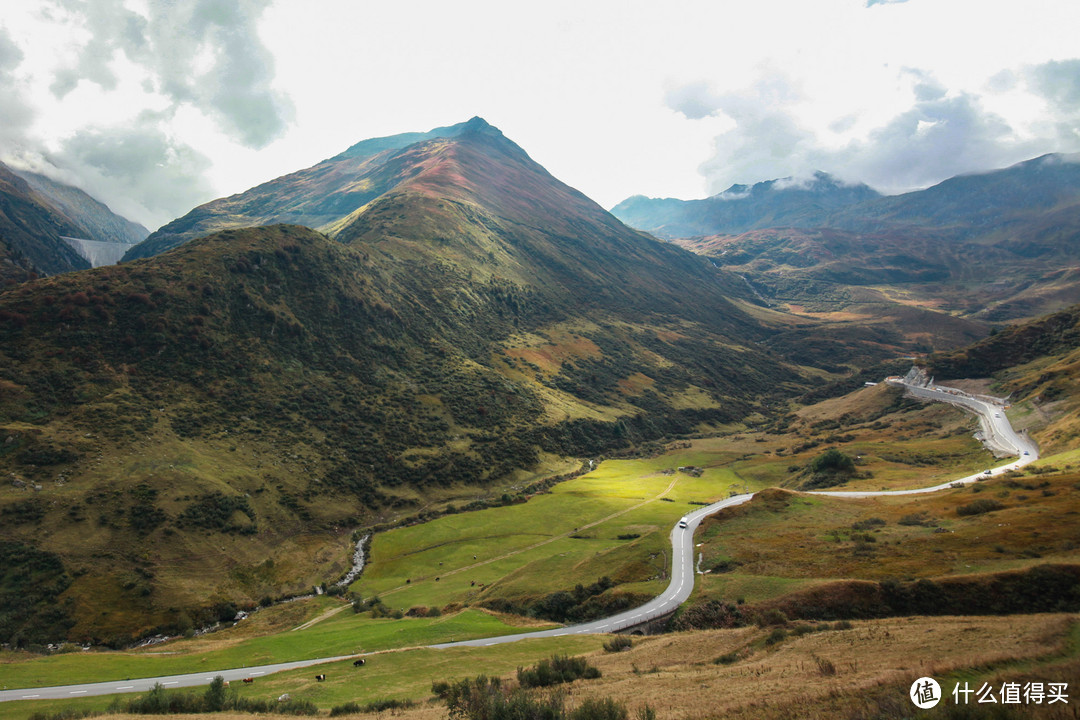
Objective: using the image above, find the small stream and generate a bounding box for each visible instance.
[335,533,371,588]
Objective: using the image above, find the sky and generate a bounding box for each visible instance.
[1,0,1079,231]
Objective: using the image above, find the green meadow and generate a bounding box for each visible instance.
[0,635,603,720]
[0,608,533,690]
[352,452,752,609]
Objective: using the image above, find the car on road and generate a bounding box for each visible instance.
[678,518,688,529]
[983,469,993,475]
[1023,451,1030,455]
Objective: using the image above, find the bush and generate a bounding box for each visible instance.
[602,635,633,653]
[517,655,601,688]
[765,628,787,645]
[713,651,740,665]
[956,498,1004,516]
[329,701,362,717]
[114,678,319,716]
[433,674,644,720]
[571,698,627,720]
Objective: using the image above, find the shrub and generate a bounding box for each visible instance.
[602,635,633,653]
[329,701,361,717]
[714,651,740,665]
[517,655,601,688]
[571,697,627,720]
[956,498,1005,516]
[764,627,788,645]
[813,654,837,676]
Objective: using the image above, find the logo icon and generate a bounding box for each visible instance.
[910,677,942,709]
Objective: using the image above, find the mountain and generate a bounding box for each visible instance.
[831,153,1080,239]
[0,161,90,277]
[610,172,881,239]
[647,155,1080,326]
[124,117,502,261]
[0,160,149,277]
[0,119,813,643]
[15,170,149,247]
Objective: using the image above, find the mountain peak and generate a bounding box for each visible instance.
[332,117,501,162]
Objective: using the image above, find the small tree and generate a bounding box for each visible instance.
[204,676,227,711]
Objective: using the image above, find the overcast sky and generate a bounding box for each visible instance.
[1,0,1078,231]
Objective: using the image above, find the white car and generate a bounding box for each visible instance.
[678,518,688,529]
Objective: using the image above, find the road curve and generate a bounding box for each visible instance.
[0,379,1037,703]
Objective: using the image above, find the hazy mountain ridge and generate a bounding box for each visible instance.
[611,172,881,239]
[15,170,149,247]
[0,161,90,277]
[0,160,152,277]
[649,154,1080,324]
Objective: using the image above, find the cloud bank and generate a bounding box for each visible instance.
[0,0,293,229]
[668,61,1080,196]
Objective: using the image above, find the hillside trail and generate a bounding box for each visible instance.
[293,474,683,630]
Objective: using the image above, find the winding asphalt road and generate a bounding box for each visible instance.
[0,379,1038,703]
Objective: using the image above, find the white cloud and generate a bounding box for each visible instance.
[2,0,1080,223]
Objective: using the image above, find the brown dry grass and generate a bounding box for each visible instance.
[694,471,1080,591]
[271,614,1072,720]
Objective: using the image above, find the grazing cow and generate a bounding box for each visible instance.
[353,658,366,667]
[242,678,254,684]
[315,674,326,682]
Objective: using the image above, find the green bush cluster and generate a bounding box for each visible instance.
[602,635,634,653]
[0,540,75,646]
[517,655,601,688]
[111,677,317,716]
[177,492,257,533]
[956,498,1005,516]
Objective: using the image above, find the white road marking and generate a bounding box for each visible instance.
[117,686,133,690]
[70,690,87,695]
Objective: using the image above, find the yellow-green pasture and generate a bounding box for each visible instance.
[354,449,752,609]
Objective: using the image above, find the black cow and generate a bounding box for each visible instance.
[315,674,326,682]
[353,658,366,667]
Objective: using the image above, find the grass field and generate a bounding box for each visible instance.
[351,452,753,610]
[6,614,1074,720]
[693,470,1080,605]
[0,607,546,690]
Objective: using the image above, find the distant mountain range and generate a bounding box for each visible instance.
[611,172,881,239]
[615,154,1080,323]
[0,160,148,279]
